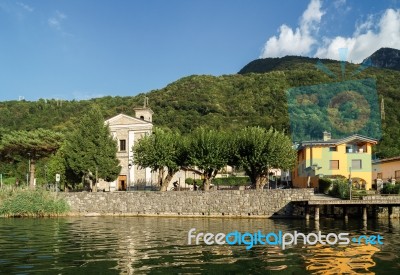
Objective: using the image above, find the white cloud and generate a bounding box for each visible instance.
[260,0,325,58]
[16,2,33,12]
[315,9,400,63]
[48,11,67,30]
[260,0,400,63]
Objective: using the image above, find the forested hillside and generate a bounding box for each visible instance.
[0,57,399,158]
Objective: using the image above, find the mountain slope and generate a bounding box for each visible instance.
[0,57,399,158]
[364,47,400,71]
[238,56,339,74]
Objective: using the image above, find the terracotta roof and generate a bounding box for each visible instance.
[372,156,400,164]
[299,134,378,149]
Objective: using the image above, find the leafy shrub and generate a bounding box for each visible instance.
[185,178,203,186]
[184,176,250,187]
[325,175,347,180]
[381,183,400,194]
[212,176,250,186]
[318,178,332,194]
[328,179,350,199]
[0,189,70,217]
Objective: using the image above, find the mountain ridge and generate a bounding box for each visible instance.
[363,47,400,71]
[239,48,400,75]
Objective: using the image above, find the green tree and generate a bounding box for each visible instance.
[63,106,121,189]
[132,128,184,191]
[231,127,296,191]
[185,128,230,191]
[46,144,69,190]
[0,129,63,189]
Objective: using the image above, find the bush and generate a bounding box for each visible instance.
[184,176,250,187]
[0,189,70,217]
[381,183,400,194]
[318,178,332,194]
[212,176,250,186]
[325,175,347,180]
[329,179,350,199]
[185,178,203,186]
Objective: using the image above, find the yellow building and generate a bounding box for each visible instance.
[292,132,378,190]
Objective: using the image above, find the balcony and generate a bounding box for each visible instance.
[346,145,367,154]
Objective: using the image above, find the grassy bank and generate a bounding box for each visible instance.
[0,188,70,217]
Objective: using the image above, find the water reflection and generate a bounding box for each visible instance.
[305,244,379,274]
[0,217,398,274]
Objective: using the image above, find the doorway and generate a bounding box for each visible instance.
[118,175,127,191]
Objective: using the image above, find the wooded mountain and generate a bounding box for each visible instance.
[0,51,399,159]
[363,47,400,71]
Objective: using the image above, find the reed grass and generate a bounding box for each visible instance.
[0,188,70,217]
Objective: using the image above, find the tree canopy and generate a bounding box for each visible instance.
[63,106,121,188]
[185,128,231,191]
[0,129,63,188]
[231,127,297,190]
[132,128,185,191]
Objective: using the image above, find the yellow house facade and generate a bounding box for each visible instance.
[292,132,378,190]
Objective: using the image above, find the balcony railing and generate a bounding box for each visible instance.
[346,148,366,153]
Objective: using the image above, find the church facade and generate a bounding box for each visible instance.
[101,107,154,191]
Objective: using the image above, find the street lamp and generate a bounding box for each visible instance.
[193,172,196,191]
[127,162,132,191]
[348,167,352,200]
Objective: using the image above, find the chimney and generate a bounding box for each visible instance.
[323,131,331,141]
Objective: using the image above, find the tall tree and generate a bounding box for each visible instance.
[231,127,296,191]
[132,128,185,191]
[63,106,121,189]
[46,144,69,190]
[185,128,230,191]
[0,129,63,189]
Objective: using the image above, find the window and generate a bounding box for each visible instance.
[395,170,400,180]
[330,160,339,170]
[140,115,144,120]
[352,159,362,170]
[377,172,383,179]
[329,146,337,152]
[119,139,126,151]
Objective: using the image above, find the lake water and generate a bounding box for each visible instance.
[0,217,399,274]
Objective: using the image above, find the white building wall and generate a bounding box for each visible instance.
[128,130,135,185]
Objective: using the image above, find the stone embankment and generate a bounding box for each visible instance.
[60,189,314,218]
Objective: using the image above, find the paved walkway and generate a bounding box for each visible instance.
[309,194,342,201]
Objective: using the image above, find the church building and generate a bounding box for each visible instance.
[101,104,154,191]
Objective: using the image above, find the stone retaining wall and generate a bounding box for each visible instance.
[60,189,314,218]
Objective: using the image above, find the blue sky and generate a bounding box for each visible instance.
[0,0,399,101]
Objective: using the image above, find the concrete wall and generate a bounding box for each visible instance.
[60,189,314,218]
